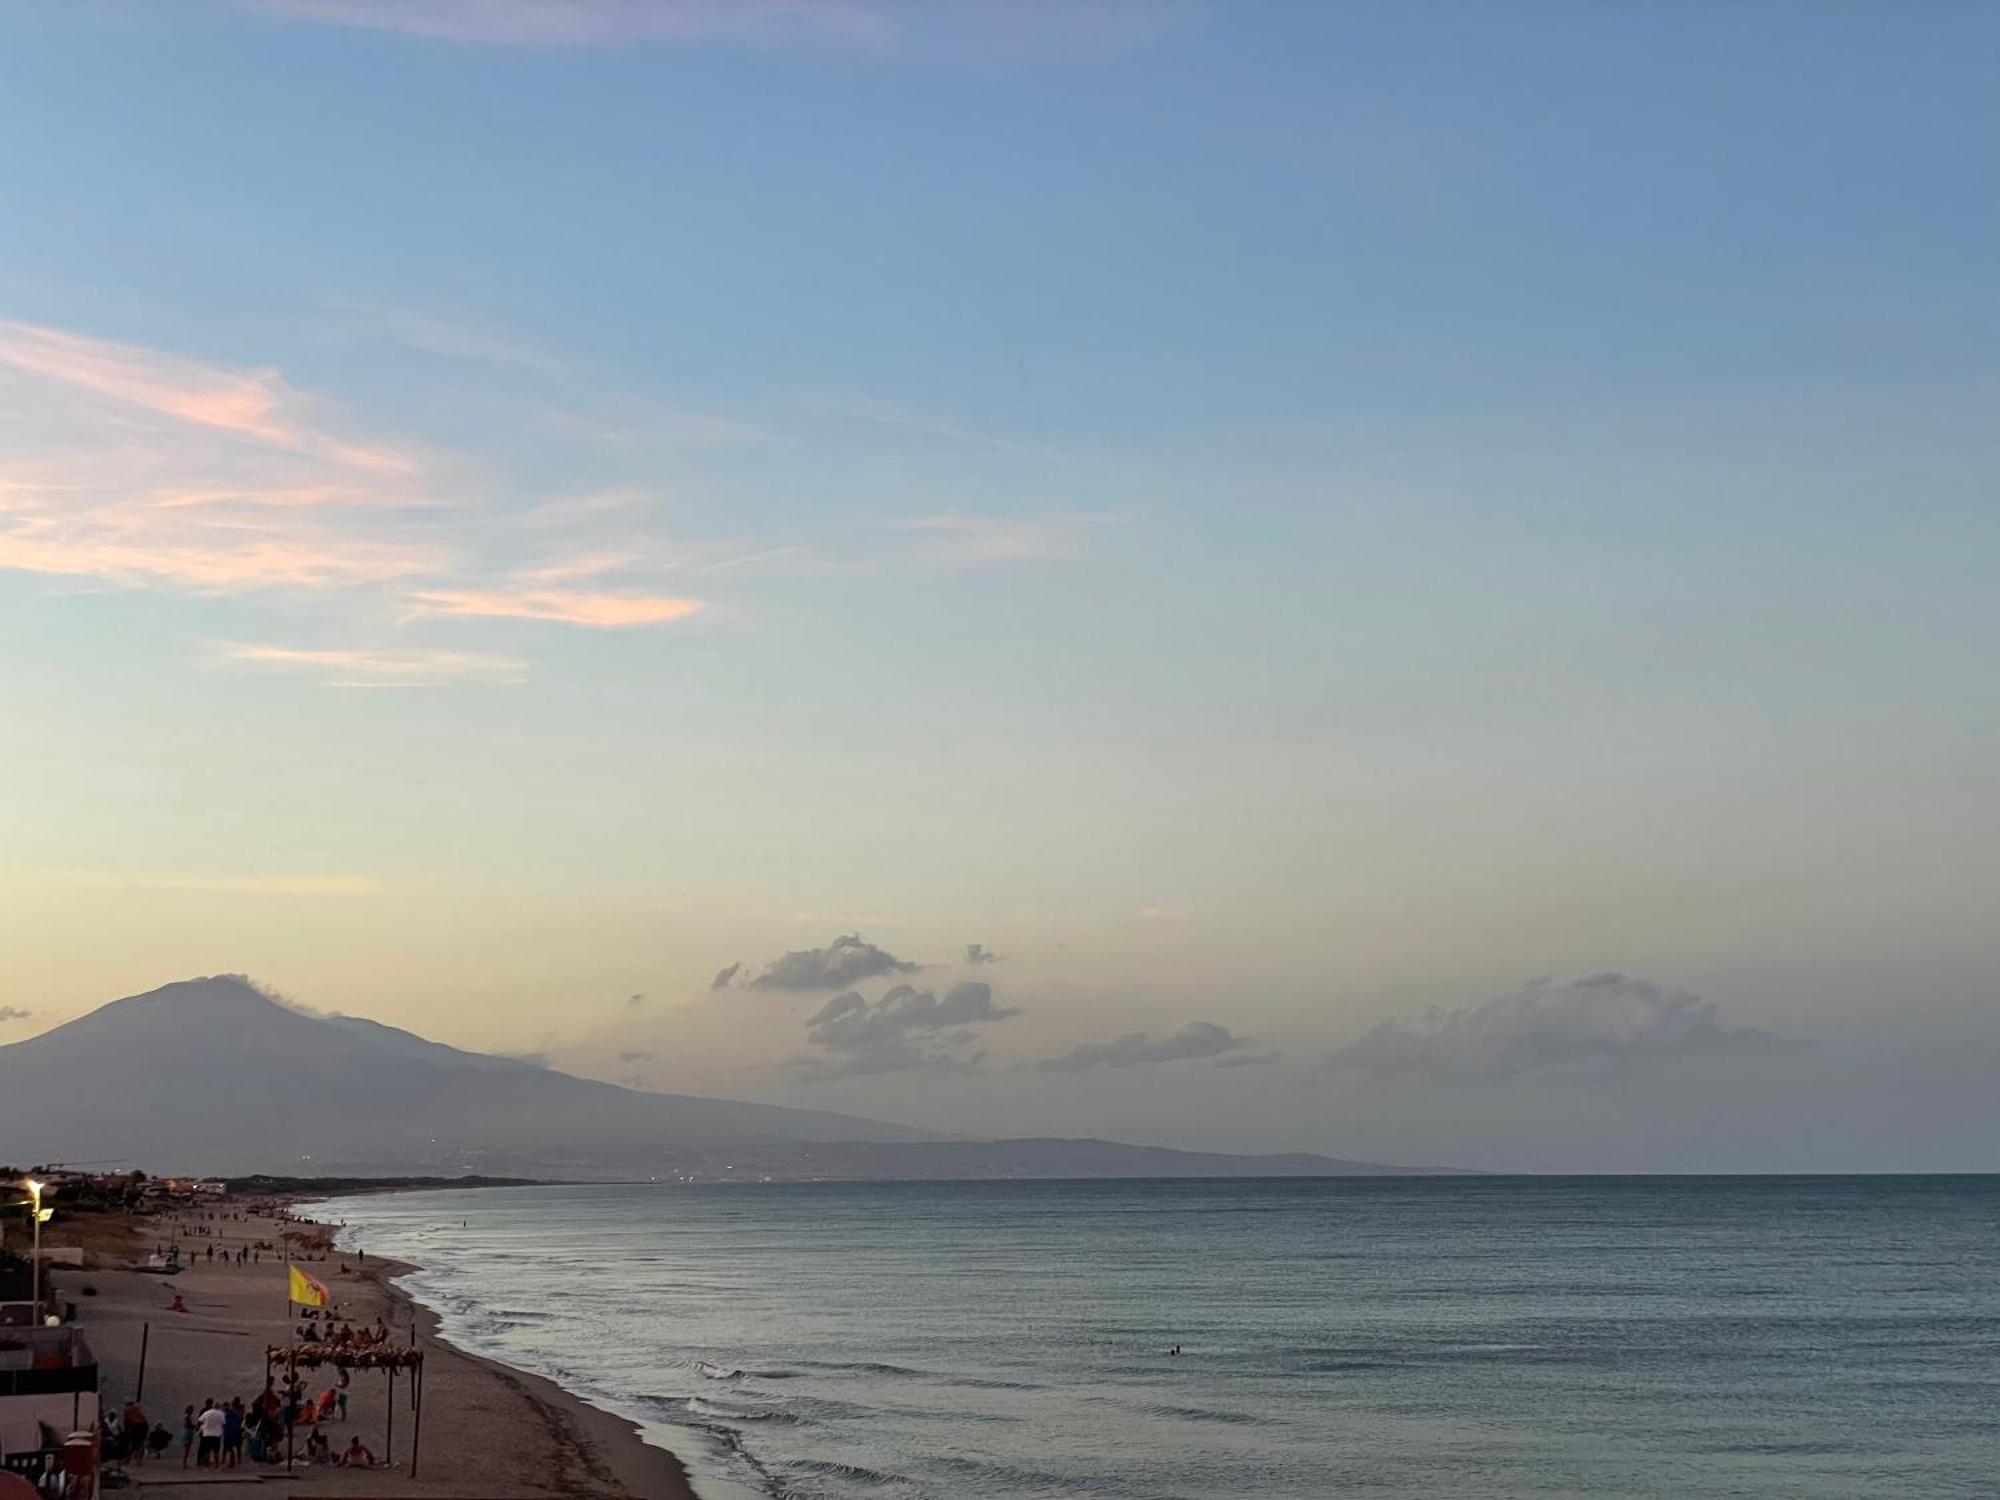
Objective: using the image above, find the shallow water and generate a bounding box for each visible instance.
[311,1176,2000,1499]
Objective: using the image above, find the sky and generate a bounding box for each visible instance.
[1,0,1996,1171]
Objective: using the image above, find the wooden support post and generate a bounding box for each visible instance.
[408,1358,423,1480]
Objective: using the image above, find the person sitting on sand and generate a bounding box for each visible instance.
[168,1293,187,1313]
[341,1436,375,1468]
[148,1421,172,1460]
[304,1429,333,1464]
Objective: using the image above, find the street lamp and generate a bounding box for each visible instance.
[23,1180,50,1317]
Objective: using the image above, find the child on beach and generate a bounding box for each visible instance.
[180,1407,195,1467]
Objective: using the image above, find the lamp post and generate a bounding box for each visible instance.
[24,1180,46,1317]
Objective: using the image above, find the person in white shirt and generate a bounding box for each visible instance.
[196,1402,227,1467]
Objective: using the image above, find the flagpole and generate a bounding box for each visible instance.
[284,1266,295,1474]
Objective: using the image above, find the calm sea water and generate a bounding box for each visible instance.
[310,1177,2000,1499]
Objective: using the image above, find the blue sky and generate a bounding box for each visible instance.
[1,0,1995,1168]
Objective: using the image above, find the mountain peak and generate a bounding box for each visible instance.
[126,974,296,1015]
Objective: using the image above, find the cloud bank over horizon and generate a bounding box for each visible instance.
[1321,974,1796,1081]
[1037,1020,1258,1072]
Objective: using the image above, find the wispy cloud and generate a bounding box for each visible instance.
[0,321,442,593]
[243,0,1191,62]
[0,321,413,473]
[327,299,570,374]
[245,0,890,48]
[1037,1020,1251,1073]
[406,587,703,627]
[899,513,1106,567]
[213,643,529,687]
[0,320,717,641]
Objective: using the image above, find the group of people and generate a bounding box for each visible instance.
[293,1313,391,1349]
[110,1383,376,1470]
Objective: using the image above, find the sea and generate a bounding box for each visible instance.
[308,1176,2000,1499]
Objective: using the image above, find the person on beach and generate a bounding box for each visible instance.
[148,1422,172,1461]
[341,1435,375,1468]
[255,1410,281,1464]
[336,1388,347,1421]
[180,1407,195,1467]
[121,1400,148,1462]
[169,1293,187,1313]
[222,1399,244,1467]
[196,1401,226,1467]
[305,1429,333,1464]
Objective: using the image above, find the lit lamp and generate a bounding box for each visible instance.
[24,1180,52,1317]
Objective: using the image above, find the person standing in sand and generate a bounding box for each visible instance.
[179,1407,195,1467]
[222,1398,244,1467]
[196,1400,226,1467]
[121,1399,149,1462]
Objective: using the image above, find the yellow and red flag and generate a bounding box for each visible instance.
[288,1263,330,1309]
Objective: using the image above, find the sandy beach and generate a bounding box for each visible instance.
[70,1201,695,1499]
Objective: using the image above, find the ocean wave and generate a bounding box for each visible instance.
[929,1453,1153,1497]
[940,1375,1043,1391]
[699,1361,745,1380]
[795,1360,926,1378]
[1135,1402,1267,1426]
[686,1396,802,1426]
[778,1456,905,1487]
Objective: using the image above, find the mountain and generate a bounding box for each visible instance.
[0,976,931,1176]
[0,977,1452,1179]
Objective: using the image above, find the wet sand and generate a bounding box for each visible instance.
[76,1204,695,1498]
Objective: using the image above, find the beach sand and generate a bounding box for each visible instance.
[72,1203,696,1499]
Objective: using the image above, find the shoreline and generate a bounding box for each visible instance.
[352,1246,701,1500]
[77,1196,699,1499]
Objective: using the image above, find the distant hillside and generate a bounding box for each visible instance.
[0,976,933,1175]
[0,976,1454,1180]
[607,1138,1472,1181]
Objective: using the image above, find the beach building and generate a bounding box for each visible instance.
[0,1324,98,1492]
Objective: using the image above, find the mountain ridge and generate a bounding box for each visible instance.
[0,976,1458,1179]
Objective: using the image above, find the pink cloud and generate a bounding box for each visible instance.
[0,322,442,594]
[0,321,415,474]
[0,320,713,647]
[407,588,703,627]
